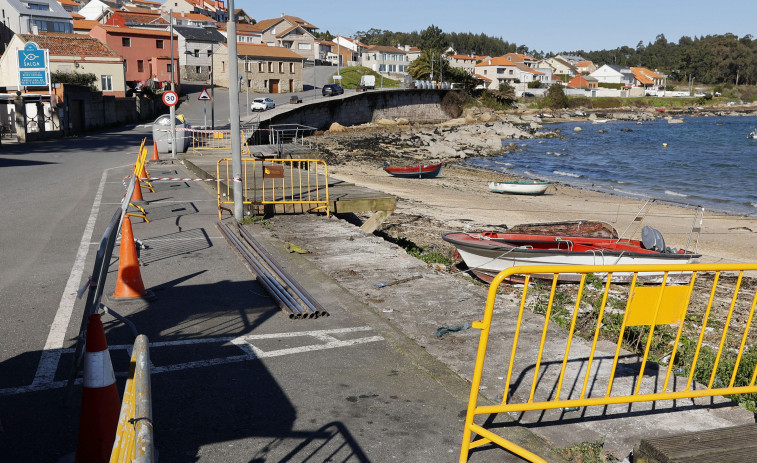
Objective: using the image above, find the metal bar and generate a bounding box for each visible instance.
[217,222,307,318]
[133,334,153,463]
[237,224,329,317]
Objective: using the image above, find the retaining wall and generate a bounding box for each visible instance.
[262,89,453,131]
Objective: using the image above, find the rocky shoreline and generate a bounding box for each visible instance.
[315,104,757,268]
[318,104,757,166]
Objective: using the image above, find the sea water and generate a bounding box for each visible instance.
[469,115,757,216]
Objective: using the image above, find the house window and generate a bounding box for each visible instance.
[27,3,48,10]
[258,62,264,72]
[167,63,173,72]
[195,66,200,73]
[122,37,131,47]
[137,60,144,72]
[278,62,283,73]
[101,75,113,91]
[289,62,294,73]
[206,50,211,57]
[194,49,199,58]
[297,43,311,50]
[267,62,273,72]
[156,40,164,48]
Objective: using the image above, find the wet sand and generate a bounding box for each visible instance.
[327,159,757,265]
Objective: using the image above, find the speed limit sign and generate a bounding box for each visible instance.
[162,90,179,106]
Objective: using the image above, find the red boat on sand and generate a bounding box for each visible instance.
[383,161,442,178]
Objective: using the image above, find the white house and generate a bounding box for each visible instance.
[0,32,126,95]
[590,64,635,86]
[475,56,547,90]
[362,45,409,76]
[447,54,476,74]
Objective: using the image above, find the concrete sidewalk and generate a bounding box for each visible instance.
[102,158,562,462]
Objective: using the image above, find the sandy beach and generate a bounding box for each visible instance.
[321,132,757,266]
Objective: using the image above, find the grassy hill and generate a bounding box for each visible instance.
[328,66,400,89]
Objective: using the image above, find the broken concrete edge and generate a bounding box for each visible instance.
[242,219,570,463]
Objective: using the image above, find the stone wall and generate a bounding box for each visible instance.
[261,89,452,131]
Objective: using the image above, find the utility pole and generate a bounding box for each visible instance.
[169,9,176,159]
[227,0,242,220]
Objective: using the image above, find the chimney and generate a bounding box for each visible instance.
[281,12,284,17]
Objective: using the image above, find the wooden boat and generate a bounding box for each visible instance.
[383,161,442,178]
[488,181,550,195]
[442,224,700,283]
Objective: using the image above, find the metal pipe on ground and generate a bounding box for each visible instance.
[217,222,311,318]
[236,223,329,317]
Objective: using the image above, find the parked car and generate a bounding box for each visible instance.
[251,97,275,111]
[322,84,344,97]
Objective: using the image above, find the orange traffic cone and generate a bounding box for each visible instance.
[75,314,120,463]
[151,140,160,162]
[112,217,150,300]
[130,177,144,203]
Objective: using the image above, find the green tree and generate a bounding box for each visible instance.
[50,71,97,90]
[543,84,569,109]
[407,49,452,80]
[419,25,446,52]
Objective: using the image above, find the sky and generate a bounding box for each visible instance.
[239,0,757,54]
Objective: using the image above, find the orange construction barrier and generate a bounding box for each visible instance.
[112,217,148,300]
[75,314,120,463]
[150,141,159,162]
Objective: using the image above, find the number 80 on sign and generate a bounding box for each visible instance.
[162,90,179,106]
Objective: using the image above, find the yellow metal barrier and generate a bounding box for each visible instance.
[110,335,152,463]
[216,158,330,219]
[460,263,757,462]
[191,129,252,155]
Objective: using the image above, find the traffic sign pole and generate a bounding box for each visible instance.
[203,101,207,129]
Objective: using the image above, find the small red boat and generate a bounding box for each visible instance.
[383,161,442,178]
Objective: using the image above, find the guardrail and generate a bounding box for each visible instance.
[460,263,757,462]
[110,334,153,463]
[216,158,329,219]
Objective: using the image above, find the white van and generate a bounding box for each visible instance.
[359,75,376,89]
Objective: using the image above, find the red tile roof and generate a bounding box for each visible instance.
[73,19,100,30]
[448,54,475,61]
[473,74,491,82]
[365,45,406,54]
[70,12,85,19]
[57,0,79,5]
[19,33,120,57]
[171,12,216,21]
[476,56,516,67]
[111,11,167,24]
[236,43,304,59]
[95,25,177,38]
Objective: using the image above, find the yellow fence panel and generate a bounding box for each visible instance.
[216,158,329,219]
[460,263,757,463]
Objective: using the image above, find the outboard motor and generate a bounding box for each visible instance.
[641,226,666,252]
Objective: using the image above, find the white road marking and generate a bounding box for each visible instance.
[2,327,383,396]
[31,169,109,387]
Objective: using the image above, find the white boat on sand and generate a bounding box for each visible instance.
[488,181,550,195]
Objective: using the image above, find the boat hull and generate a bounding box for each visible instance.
[488,181,550,195]
[443,232,700,283]
[384,162,442,178]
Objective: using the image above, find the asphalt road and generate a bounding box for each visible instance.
[175,64,353,128]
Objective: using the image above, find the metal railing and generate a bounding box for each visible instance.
[110,334,153,463]
[190,128,253,155]
[216,158,329,219]
[460,263,757,463]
